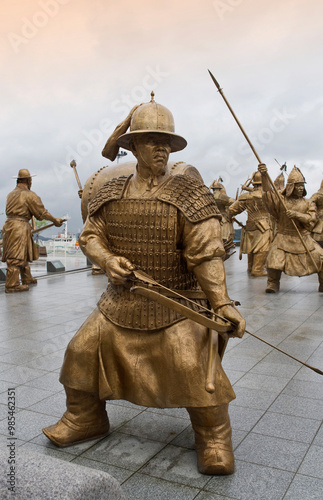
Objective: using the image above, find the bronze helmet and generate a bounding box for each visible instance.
[252,171,262,185]
[117,92,187,153]
[282,166,307,197]
[13,169,36,179]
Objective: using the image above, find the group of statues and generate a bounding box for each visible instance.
[210,168,323,292]
[1,93,323,477]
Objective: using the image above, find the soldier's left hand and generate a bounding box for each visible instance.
[216,304,246,338]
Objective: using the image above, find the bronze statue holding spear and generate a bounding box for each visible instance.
[208,70,323,292]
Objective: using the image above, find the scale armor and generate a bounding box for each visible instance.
[89,174,221,330]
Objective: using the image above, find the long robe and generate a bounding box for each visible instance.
[229,190,272,254]
[263,191,323,275]
[2,184,49,264]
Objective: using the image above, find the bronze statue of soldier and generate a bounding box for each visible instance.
[228,172,272,277]
[258,164,323,293]
[2,169,64,293]
[43,94,245,475]
[310,180,323,246]
[209,179,235,243]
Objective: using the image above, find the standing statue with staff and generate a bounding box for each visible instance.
[43,92,246,476]
[2,169,65,293]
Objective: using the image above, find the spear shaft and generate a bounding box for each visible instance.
[208,70,320,273]
[208,70,261,162]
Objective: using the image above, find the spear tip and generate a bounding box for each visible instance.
[208,69,221,90]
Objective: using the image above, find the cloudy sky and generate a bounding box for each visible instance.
[1,0,322,234]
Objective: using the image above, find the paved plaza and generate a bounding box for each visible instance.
[0,253,322,499]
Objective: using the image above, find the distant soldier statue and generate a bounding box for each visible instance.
[310,180,323,247]
[43,93,245,476]
[2,169,64,293]
[228,172,272,276]
[258,164,323,293]
[209,178,235,243]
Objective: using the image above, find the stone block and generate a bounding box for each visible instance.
[47,260,65,273]
[0,447,125,499]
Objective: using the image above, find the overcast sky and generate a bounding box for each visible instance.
[1,0,322,234]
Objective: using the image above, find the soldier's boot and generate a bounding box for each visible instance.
[5,266,29,293]
[318,271,323,292]
[247,254,253,273]
[187,404,234,475]
[42,388,110,447]
[21,264,37,285]
[265,268,282,293]
[251,252,268,277]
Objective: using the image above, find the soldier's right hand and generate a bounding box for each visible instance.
[54,218,65,227]
[258,163,267,174]
[105,256,135,285]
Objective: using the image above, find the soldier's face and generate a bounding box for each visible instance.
[133,133,171,176]
[293,182,304,198]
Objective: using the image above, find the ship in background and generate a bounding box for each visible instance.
[42,219,80,255]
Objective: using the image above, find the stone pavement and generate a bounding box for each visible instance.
[0,253,322,500]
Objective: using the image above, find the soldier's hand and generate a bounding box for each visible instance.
[286,209,296,219]
[54,218,65,227]
[216,304,246,338]
[105,255,135,285]
[78,189,83,199]
[258,163,267,174]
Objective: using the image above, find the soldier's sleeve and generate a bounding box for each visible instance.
[182,216,225,269]
[228,198,246,218]
[305,201,318,230]
[26,192,48,220]
[182,217,231,310]
[79,206,114,271]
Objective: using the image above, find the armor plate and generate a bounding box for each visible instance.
[98,198,207,330]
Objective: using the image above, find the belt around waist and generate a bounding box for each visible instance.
[6,216,30,222]
[277,229,310,237]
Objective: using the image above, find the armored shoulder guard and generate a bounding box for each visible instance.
[158,174,221,223]
[88,176,129,216]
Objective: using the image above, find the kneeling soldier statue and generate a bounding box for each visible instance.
[43,93,246,475]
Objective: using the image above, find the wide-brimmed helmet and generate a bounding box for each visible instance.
[13,169,36,179]
[117,92,187,153]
